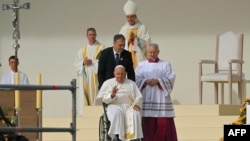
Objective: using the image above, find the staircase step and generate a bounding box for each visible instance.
[42,105,240,141]
[174,104,241,116]
[43,115,238,130]
[177,127,223,140]
[82,105,241,117]
[43,127,224,141]
[82,106,103,117]
[42,128,98,141]
[175,115,237,127]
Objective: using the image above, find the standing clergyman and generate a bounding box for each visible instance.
[74,28,104,109]
[119,0,151,69]
[135,43,178,141]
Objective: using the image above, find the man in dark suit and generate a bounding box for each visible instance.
[98,34,135,89]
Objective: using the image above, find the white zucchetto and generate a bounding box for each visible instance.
[123,0,138,15]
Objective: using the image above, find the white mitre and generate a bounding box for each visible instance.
[123,0,138,15]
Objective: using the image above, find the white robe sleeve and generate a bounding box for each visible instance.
[91,44,105,73]
[137,24,151,44]
[21,73,29,85]
[157,62,176,97]
[96,79,116,104]
[135,63,147,90]
[0,73,10,84]
[92,60,98,73]
[119,24,127,36]
[132,82,143,108]
[73,48,84,75]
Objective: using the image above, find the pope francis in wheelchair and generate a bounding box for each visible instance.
[96,65,143,141]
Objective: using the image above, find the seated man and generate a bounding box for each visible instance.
[96,65,143,141]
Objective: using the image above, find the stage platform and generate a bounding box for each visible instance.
[42,104,241,141]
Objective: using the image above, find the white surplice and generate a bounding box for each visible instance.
[135,60,176,118]
[96,78,143,141]
[0,70,29,85]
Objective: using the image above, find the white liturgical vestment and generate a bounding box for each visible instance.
[135,60,176,118]
[96,78,143,141]
[74,40,104,115]
[0,70,29,85]
[119,21,150,69]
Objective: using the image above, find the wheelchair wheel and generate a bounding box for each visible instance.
[99,115,111,141]
[99,115,105,141]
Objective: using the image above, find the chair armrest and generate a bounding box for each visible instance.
[199,60,217,64]
[199,60,218,75]
[227,59,244,75]
[228,59,244,64]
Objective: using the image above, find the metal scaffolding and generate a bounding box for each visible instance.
[0,79,77,141]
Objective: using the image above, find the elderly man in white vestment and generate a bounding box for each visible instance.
[0,55,29,85]
[119,0,151,69]
[74,28,104,110]
[96,65,143,141]
[135,43,178,141]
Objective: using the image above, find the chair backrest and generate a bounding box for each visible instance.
[216,31,243,72]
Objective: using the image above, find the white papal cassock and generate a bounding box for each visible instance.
[96,78,143,141]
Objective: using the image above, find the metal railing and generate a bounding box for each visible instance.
[0,79,77,141]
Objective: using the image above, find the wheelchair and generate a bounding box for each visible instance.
[99,103,111,141]
[98,103,142,141]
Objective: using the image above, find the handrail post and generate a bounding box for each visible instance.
[70,79,77,141]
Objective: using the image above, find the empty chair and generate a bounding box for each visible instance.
[199,31,244,104]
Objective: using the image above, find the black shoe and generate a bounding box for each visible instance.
[113,134,121,141]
